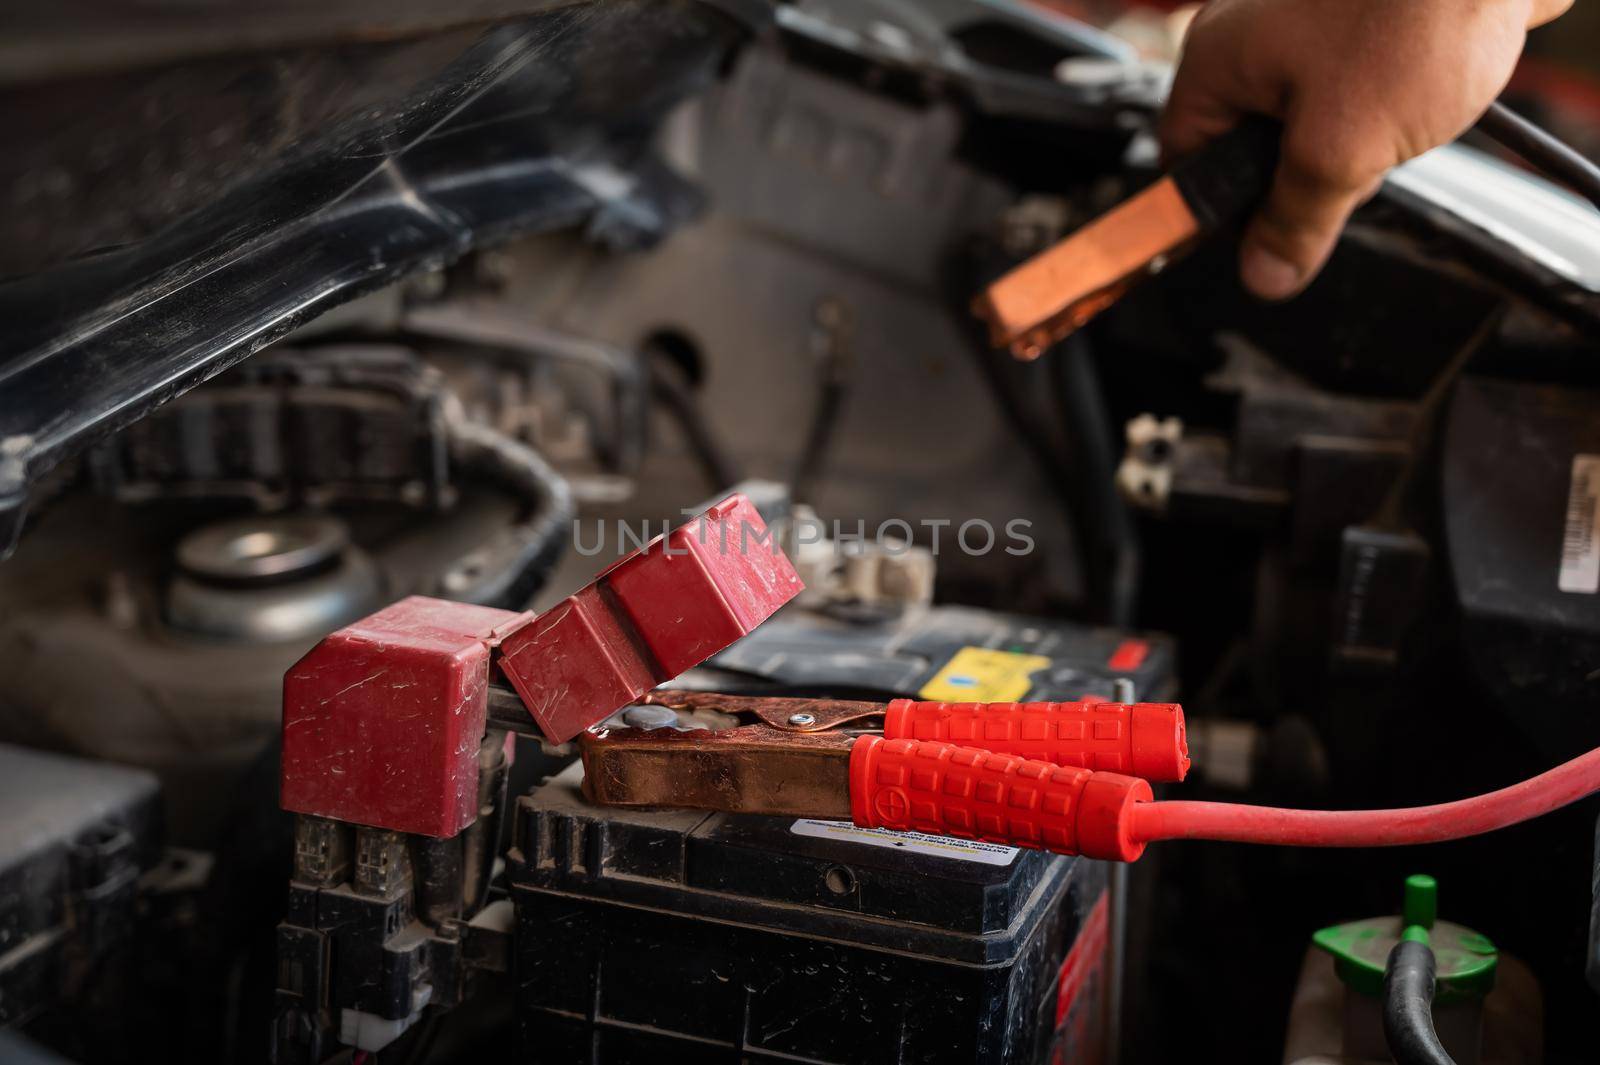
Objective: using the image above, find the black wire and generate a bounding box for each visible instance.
[941,237,1120,615]
[1477,100,1600,211]
[791,375,845,505]
[954,304,1097,600]
[1382,939,1457,1065]
[443,412,576,609]
[644,355,744,492]
[1370,305,1502,530]
[1050,334,1141,627]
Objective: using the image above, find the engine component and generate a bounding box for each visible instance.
[92,342,577,611]
[784,503,938,619]
[1443,376,1600,754]
[1284,874,1542,1065]
[165,514,382,642]
[0,746,160,1030]
[1117,342,1416,537]
[91,346,453,513]
[499,40,1086,609]
[273,814,515,1062]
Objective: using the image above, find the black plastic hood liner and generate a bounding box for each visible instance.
[0,0,748,557]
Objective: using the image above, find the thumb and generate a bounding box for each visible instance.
[1239,151,1371,301]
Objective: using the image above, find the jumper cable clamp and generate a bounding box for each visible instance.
[579,691,1189,862]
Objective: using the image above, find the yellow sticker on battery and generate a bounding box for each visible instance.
[917,646,1050,703]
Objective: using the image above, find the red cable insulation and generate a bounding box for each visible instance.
[1129,745,1600,847]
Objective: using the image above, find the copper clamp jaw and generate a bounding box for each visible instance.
[576,692,885,820]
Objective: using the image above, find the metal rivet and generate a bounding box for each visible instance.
[788,712,816,727]
[623,705,680,730]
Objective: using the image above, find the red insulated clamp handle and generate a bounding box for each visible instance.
[848,735,1153,862]
[882,699,1189,782]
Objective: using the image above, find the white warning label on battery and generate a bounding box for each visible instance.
[789,820,1019,865]
[1560,454,1600,594]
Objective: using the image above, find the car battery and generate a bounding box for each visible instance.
[506,606,1171,1063]
[510,766,1108,1064]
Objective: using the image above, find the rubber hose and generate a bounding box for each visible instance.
[1382,939,1456,1065]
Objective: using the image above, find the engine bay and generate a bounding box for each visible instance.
[1,2,1598,1062]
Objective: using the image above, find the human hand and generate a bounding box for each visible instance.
[1159,0,1573,300]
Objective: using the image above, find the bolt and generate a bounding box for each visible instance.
[788,712,817,728]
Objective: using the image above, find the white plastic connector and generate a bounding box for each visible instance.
[339,983,432,1053]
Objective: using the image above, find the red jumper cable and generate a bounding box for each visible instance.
[579,694,1600,863]
[1129,745,1600,850]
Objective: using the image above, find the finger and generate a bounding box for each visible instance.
[1527,0,1573,28]
[1157,9,1256,165]
[1159,84,1244,166]
[1158,51,1249,165]
[1239,151,1371,301]
[1158,0,1290,165]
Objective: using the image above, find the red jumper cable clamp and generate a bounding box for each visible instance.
[578,690,1191,863]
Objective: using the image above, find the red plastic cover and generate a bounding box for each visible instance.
[280,596,531,837]
[497,493,803,742]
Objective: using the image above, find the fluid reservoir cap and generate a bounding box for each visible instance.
[177,515,347,582]
[1311,874,1498,1003]
[167,515,382,642]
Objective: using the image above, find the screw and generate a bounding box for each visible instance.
[788,713,817,727]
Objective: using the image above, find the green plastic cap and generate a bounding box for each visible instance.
[1312,874,1496,1003]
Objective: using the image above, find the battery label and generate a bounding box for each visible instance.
[918,646,1050,703]
[1560,454,1600,594]
[789,820,1019,865]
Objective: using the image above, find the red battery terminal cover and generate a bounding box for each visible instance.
[280,597,534,838]
[496,493,803,743]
